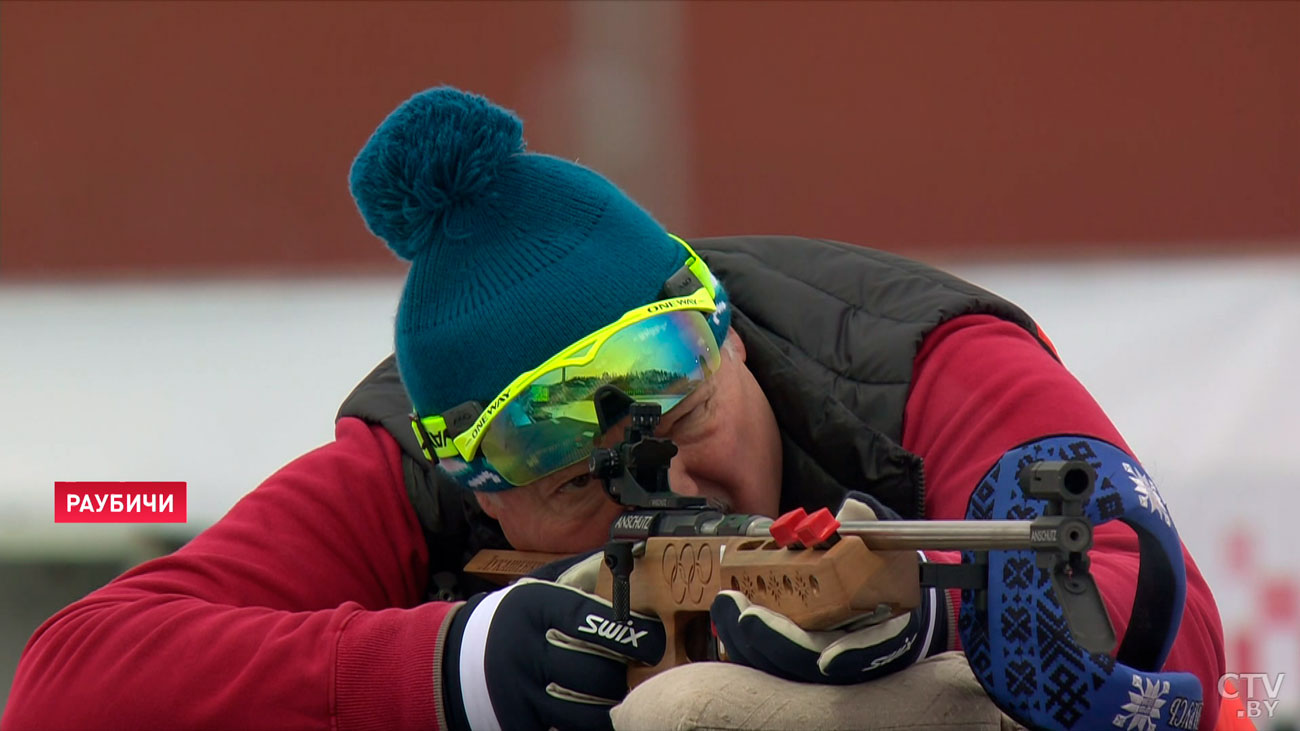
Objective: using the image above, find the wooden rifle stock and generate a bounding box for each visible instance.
[466,534,921,687]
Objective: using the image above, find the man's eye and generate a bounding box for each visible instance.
[670,400,709,433]
[558,473,592,493]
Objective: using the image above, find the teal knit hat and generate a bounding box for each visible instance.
[349,87,696,419]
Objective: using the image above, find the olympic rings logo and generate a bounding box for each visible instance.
[661,542,715,604]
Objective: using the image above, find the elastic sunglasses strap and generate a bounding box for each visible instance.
[661,265,705,299]
[413,402,485,463]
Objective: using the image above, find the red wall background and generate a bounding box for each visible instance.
[2,1,1296,277]
[684,2,1299,252]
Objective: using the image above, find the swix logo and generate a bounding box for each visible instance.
[578,613,648,648]
[865,635,914,670]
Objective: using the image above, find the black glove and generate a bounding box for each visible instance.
[441,561,665,731]
[711,491,947,685]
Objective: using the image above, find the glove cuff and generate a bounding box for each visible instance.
[432,599,469,731]
[921,550,967,654]
[916,554,950,661]
[439,595,485,731]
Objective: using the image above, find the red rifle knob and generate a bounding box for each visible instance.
[769,507,808,547]
[794,508,840,546]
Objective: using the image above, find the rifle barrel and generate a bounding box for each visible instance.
[741,519,1034,550]
[837,520,1034,550]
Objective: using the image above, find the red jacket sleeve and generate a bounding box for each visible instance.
[903,314,1225,730]
[3,417,455,731]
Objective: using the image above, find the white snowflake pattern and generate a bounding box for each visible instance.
[1112,675,1171,731]
[1125,463,1172,527]
[711,300,730,328]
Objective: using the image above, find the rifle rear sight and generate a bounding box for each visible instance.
[588,386,709,510]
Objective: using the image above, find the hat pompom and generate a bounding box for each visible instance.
[349,87,525,261]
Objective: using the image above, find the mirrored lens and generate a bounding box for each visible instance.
[479,310,720,485]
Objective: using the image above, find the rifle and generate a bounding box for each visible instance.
[465,387,1114,688]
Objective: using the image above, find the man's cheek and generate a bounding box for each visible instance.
[565,502,623,550]
[541,522,607,553]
